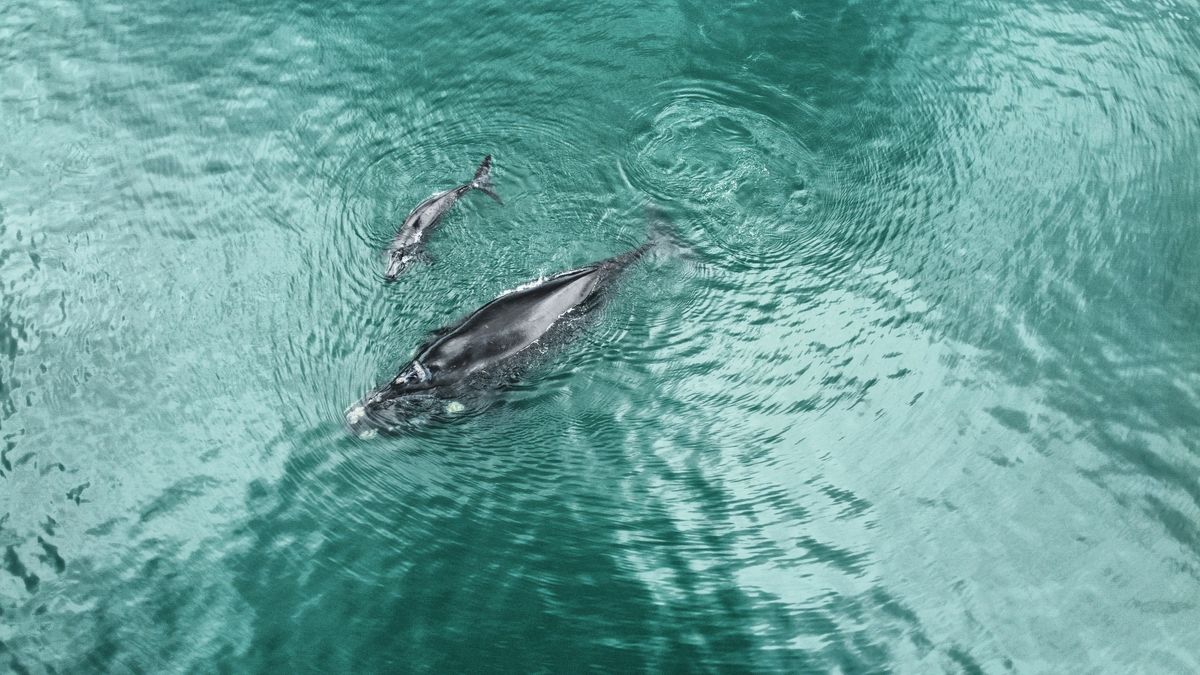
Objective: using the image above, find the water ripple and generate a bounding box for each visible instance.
[2,0,1199,671]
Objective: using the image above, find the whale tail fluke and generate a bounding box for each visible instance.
[646,202,679,248]
[642,202,692,261]
[645,203,672,242]
[470,155,502,204]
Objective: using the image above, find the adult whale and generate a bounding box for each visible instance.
[346,236,659,436]
[384,155,502,280]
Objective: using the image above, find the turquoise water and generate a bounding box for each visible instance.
[2,0,1199,670]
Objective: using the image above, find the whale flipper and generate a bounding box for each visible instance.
[470,155,502,204]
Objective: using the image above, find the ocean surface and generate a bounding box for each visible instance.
[2,0,1198,671]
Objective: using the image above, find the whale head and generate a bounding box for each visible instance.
[344,387,444,437]
[384,249,413,281]
[344,362,442,436]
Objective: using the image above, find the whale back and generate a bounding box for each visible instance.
[417,265,606,383]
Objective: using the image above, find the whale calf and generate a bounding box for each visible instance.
[384,155,501,280]
[346,237,657,435]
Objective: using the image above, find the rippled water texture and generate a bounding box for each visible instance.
[3,0,1199,671]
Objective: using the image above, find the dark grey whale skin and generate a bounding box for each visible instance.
[346,240,653,435]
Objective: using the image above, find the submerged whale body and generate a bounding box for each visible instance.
[384,155,502,280]
[346,239,655,436]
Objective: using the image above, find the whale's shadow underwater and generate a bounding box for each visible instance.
[346,232,664,437]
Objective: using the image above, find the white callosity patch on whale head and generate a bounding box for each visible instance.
[445,401,466,414]
[345,406,366,424]
[357,428,378,440]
